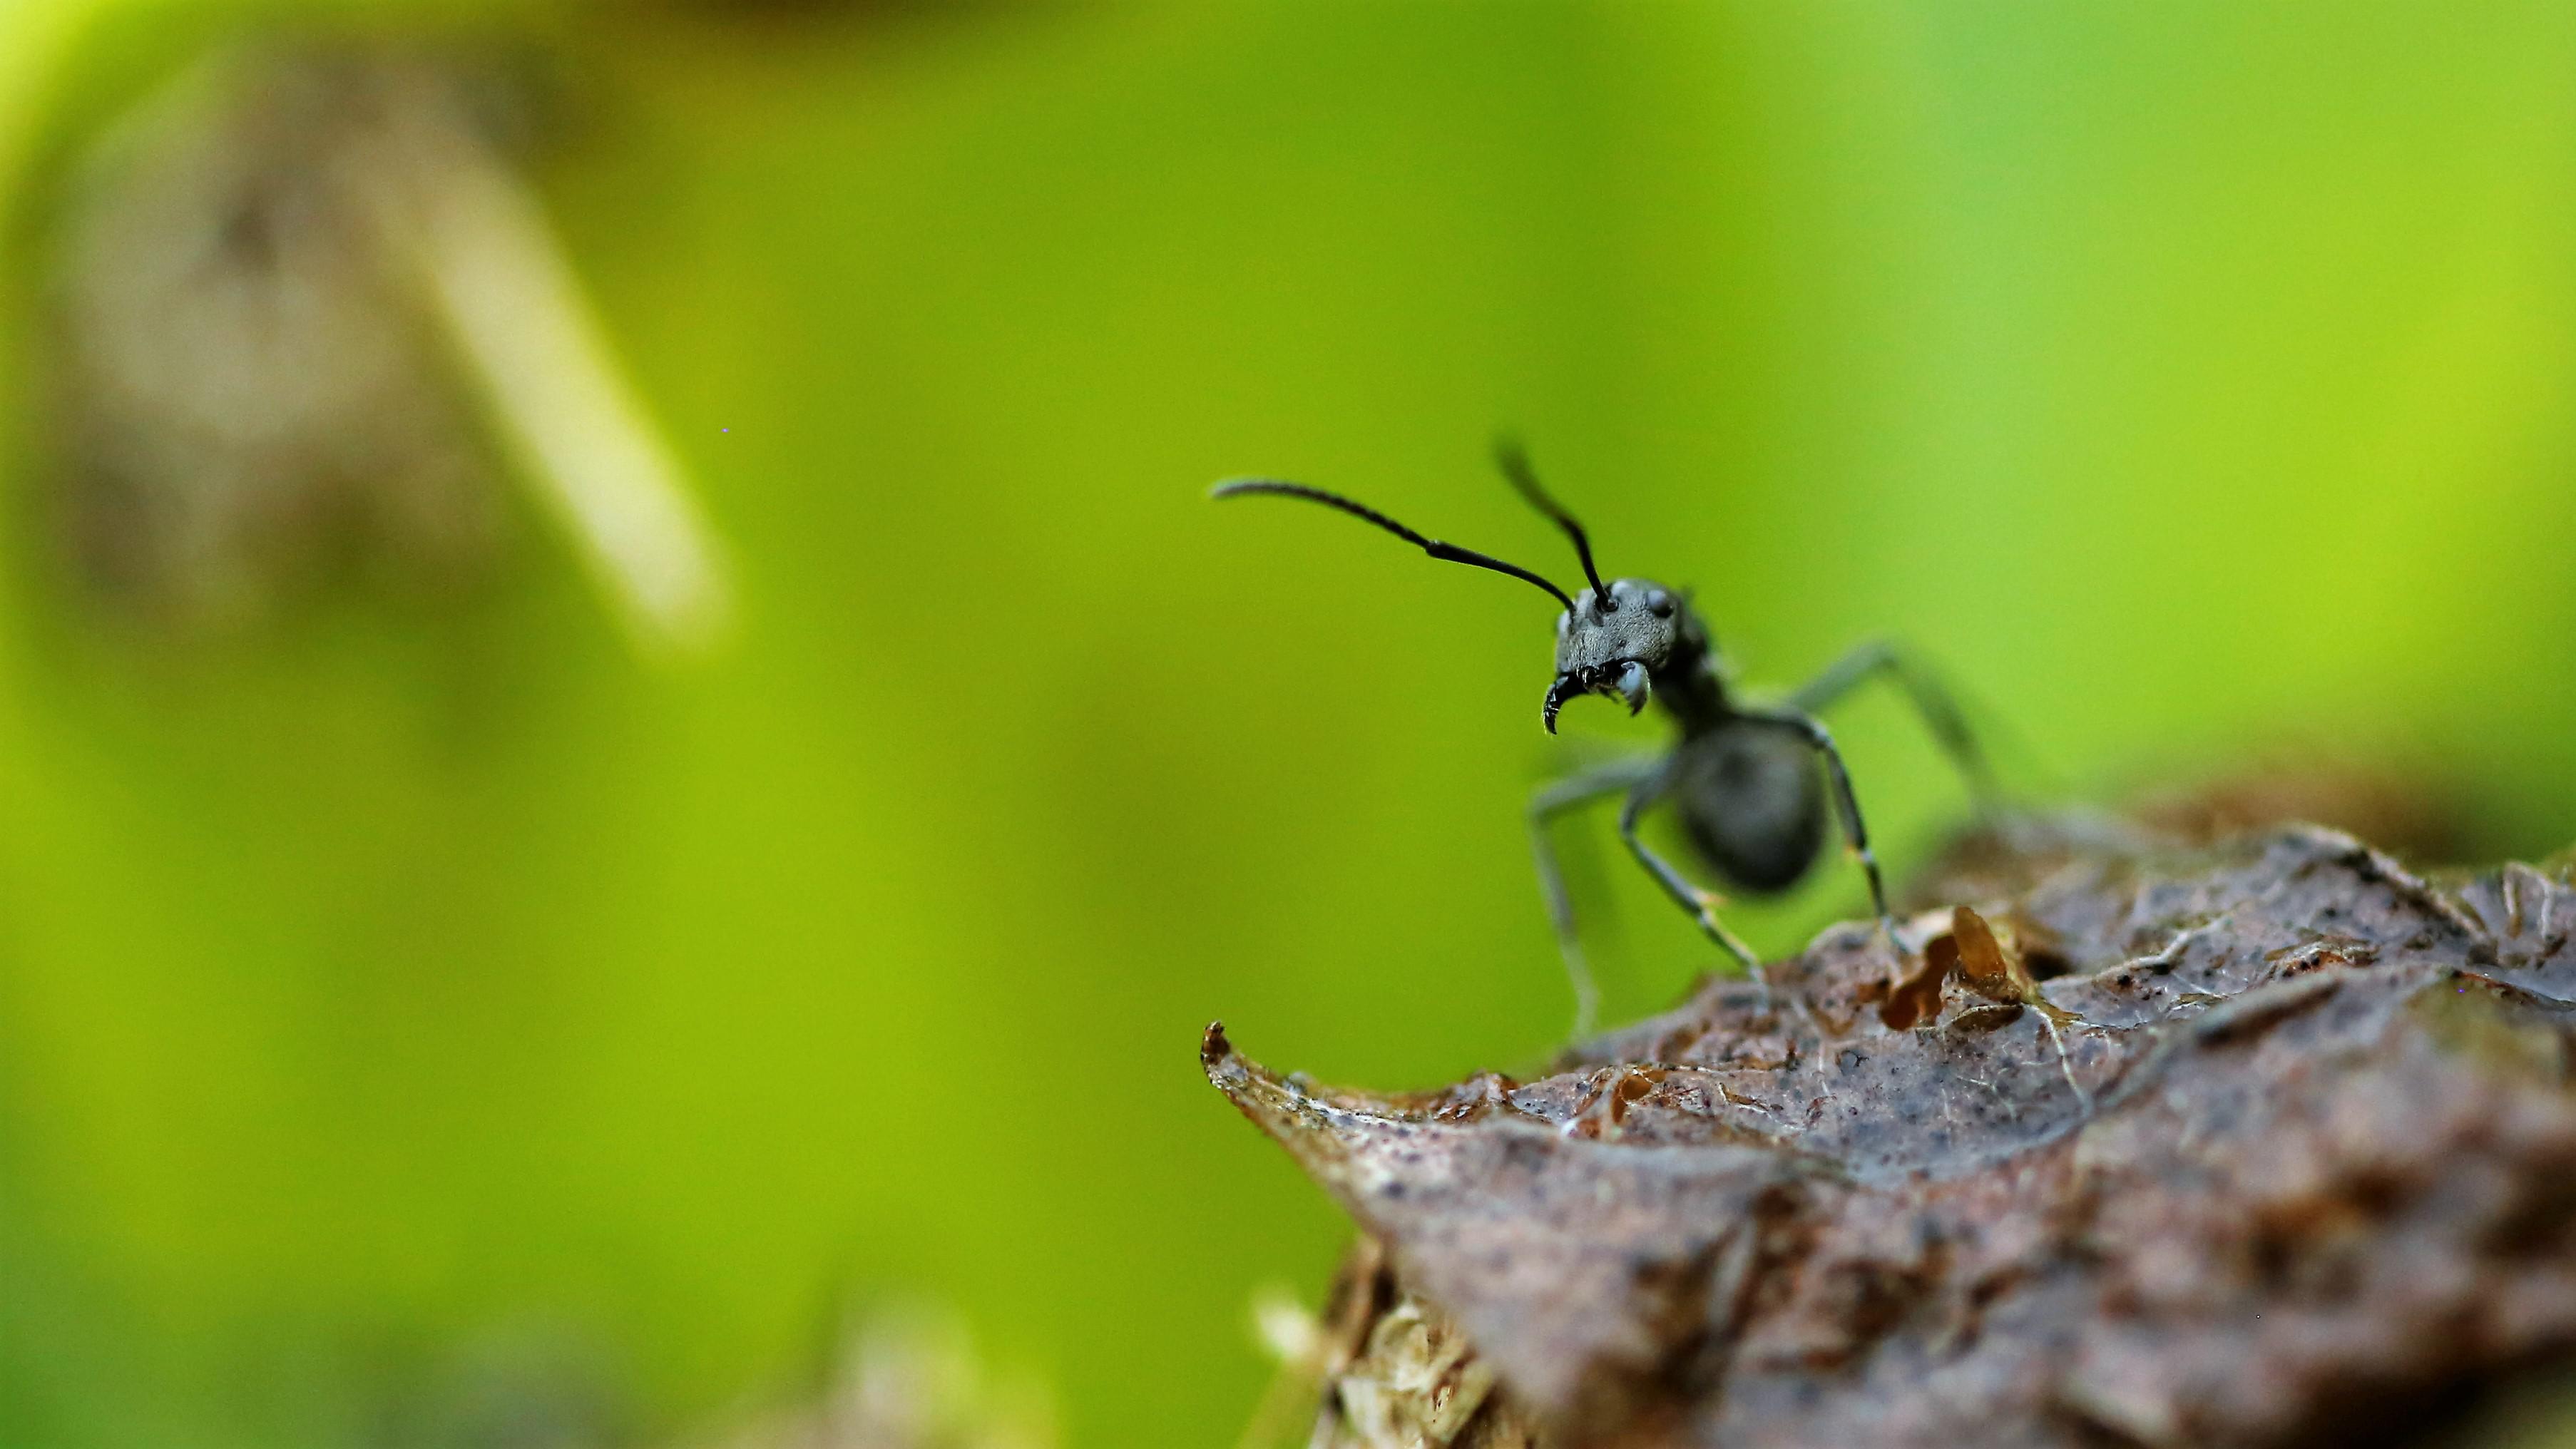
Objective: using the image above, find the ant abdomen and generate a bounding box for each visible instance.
[1672,723,1828,893]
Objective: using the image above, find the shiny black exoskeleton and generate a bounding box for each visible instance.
[1215,442,1991,1033]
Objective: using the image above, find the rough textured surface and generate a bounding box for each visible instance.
[1207,815,2576,1448]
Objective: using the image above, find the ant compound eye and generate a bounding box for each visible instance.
[1647,591,1674,618]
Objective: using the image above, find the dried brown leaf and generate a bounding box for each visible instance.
[1210,819,2576,1448]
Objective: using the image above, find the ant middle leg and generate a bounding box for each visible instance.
[1615,782,1767,996]
[1789,638,1995,804]
[1530,756,1661,1037]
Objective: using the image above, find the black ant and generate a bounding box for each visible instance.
[1215,441,1993,1033]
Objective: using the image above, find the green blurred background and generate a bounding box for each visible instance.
[4,1,2576,1445]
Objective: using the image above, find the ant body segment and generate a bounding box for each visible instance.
[1214,442,1992,1035]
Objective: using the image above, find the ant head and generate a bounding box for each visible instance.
[1544,580,1687,733]
[1215,439,1682,734]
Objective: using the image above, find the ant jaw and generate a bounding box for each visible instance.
[1542,674,1583,734]
[1542,662,1652,733]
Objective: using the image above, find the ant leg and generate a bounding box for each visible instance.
[1530,757,1662,1037]
[1788,638,1996,804]
[1616,783,1767,996]
[1741,707,1904,953]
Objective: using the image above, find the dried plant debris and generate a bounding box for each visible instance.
[1207,815,2576,1448]
[1239,1240,1543,1449]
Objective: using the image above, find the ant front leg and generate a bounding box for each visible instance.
[1740,706,1907,961]
[1529,756,1662,1037]
[1789,638,1996,805]
[1615,779,1768,998]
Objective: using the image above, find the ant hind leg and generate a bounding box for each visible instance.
[1743,707,1907,962]
[1789,638,1996,806]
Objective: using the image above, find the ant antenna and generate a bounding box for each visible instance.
[1491,438,1611,612]
[1210,478,1577,612]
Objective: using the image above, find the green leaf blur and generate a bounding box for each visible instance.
[5,2,2576,1447]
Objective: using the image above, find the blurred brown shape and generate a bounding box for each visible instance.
[46,46,508,625]
[2134,764,2475,865]
[41,41,728,648]
[1210,815,2576,1447]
